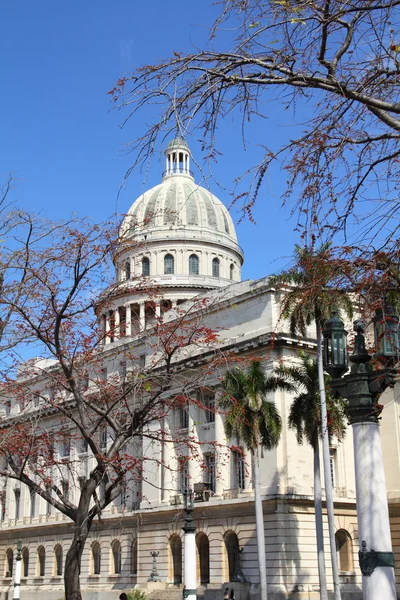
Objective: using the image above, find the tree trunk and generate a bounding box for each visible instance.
[64,496,92,600]
[316,320,341,600]
[313,433,328,600]
[252,447,268,600]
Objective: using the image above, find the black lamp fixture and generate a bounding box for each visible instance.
[373,301,399,363]
[323,308,349,378]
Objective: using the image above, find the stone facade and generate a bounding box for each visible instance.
[0,139,397,599]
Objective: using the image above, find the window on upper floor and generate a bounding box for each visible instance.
[178,407,189,429]
[142,257,150,276]
[164,254,175,274]
[100,425,108,451]
[205,454,216,494]
[232,450,245,491]
[30,489,36,518]
[178,457,190,494]
[212,257,220,277]
[189,254,199,275]
[14,489,20,520]
[230,263,234,280]
[330,447,337,488]
[198,389,215,423]
[125,260,131,280]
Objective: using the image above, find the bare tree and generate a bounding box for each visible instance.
[0,218,223,600]
[110,0,400,250]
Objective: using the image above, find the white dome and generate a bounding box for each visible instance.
[98,139,244,345]
[120,176,239,246]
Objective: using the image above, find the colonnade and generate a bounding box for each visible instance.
[100,299,180,345]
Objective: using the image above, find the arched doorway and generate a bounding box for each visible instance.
[196,532,210,584]
[169,534,182,584]
[224,531,239,582]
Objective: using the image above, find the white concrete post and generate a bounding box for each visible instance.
[214,410,228,497]
[13,540,22,600]
[105,312,111,344]
[155,301,161,319]
[353,422,396,600]
[139,302,145,331]
[114,307,120,339]
[183,492,197,600]
[125,304,131,337]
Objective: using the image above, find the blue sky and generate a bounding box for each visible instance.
[1,1,301,281]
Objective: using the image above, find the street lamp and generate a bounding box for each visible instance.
[323,310,398,600]
[182,488,196,600]
[13,539,22,600]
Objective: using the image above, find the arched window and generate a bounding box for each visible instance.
[164,254,175,275]
[5,548,13,577]
[335,530,354,572]
[224,531,240,582]
[54,544,63,576]
[169,534,182,584]
[22,547,29,578]
[92,542,101,575]
[125,260,131,280]
[142,257,150,277]
[196,532,210,584]
[189,254,199,275]
[111,540,121,574]
[230,264,234,280]
[37,546,45,577]
[212,257,220,277]
[131,539,138,574]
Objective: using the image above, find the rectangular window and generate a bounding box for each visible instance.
[78,437,88,455]
[204,393,215,423]
[120,361,127,379]
[30,490,36,518]
[59,439,71,458]
[205,454,216,494]
[330,448,337,488]
[100,426,108,450]
[179,457,189,494]
[14,489,20,520]
[233,450,245,490]
[100,367,107,381]
[61,480,69,502]
[139,354,146,368]
[179,408,189,429]
[0,491,6,521]
[46,485,52,517]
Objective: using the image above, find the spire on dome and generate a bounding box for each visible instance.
[163,137,193,179]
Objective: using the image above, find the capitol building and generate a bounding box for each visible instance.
[0,139,399,600]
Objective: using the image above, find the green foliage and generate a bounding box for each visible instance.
[270,244,353,336]
[220,360,292,451]
[127,589,147,600]
[275,352,347,449]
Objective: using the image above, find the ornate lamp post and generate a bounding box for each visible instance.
[323,309,398,600]
[182,488,196,600]
[13,539,22,600]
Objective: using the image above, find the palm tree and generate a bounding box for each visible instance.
[220,360,292,600]
[276,353,347,600]
[271,244,353,600]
